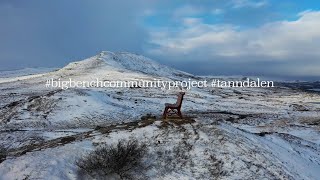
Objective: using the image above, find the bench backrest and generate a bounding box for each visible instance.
[175,92,185,108]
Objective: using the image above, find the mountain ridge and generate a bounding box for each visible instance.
[59,51,194,79]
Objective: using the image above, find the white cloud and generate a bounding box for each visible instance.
[147,10,320,76]
[182,17,203,26]
[172,5,203,19]
[231,0,268,9]
[211,8,224,15]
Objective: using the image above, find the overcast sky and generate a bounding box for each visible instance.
[1,0,319,80]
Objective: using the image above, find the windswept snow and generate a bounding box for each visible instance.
[0,67,57,78]
[0,51,319,179]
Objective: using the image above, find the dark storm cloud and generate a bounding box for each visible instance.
[0,0,149,70]
[157,55,320,81]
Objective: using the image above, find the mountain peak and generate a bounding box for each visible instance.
[98,51,193,78]
[58,51,193,79]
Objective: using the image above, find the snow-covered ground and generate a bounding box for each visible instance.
[0,51,319,179]
[0,67,57,78]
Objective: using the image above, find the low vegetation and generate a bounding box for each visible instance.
[76,139,148,179]
[0,146,7,163]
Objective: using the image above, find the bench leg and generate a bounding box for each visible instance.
[178,109,183,119]
[163,107,169,119]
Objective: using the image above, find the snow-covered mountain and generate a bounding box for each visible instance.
[56,51,193,79]
[0,51,319,179]
[0,51,193,129]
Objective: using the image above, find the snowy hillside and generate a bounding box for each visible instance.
[0,51,319,179]
[99,51,193,78]
[0,67,57,78]
[57,51,193,79]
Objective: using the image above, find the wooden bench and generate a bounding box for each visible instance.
[163,92,185,119]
